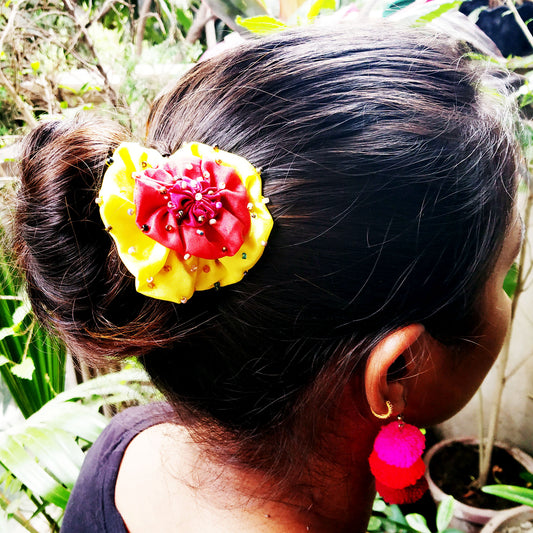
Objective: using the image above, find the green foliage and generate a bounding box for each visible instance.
[0,244,67,419]
[306,0,336,21]
[435,495,455,533]
[369,495,459,533]
[0,366,158,531]
[414,1,461,24]
[235,15,288,34]
[0,0,202,136]
[204,0,268,30]
[482,485,533,508]
[521,471,533,484]
[383,0,415,18]
[503,263,519,298]
[236,0,337,33]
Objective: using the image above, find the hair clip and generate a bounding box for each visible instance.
[98,142,273,304]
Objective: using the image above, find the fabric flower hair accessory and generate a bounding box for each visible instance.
[97,142,273,304]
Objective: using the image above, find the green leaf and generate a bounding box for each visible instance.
[373,497,387,512]
[0,300,31,340]
[405,514,431,533]
[415,1,461,24]
[0,326,15,341]
[10,358,35,380]
[482,485,533,507]
[236,15,288,35]
[52,367,150,403]
[368,516,382,530]
[175,8,193,32]
[307,0,335,21]
[436,496,455,532]
[33,402,108,443]
[520,471,533,484]
[503,263,519,298]
[383,0,416,17]
[18,427,84,485]
[11,300,32,331]
[0,434,70,508]
[387,504,408,525]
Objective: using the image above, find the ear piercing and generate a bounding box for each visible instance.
[371,400,393,419]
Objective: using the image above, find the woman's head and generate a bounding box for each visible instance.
[15,24,519,478]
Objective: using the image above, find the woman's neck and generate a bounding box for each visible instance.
[115,406,379,532]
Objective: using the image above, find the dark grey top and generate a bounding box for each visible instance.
[61,403,173,532]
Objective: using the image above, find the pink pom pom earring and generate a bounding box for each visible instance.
[369,407,428,504]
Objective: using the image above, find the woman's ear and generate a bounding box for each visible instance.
[364,324,425,419]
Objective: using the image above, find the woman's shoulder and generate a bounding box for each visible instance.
[114,415,198,532]
[61,402,175,532]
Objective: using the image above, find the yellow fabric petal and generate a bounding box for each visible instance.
[138,251,197,303]
[98,142,273,303]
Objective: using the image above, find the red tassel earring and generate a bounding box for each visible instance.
[369,403,428,504]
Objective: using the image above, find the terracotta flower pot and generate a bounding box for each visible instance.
[424,437,533,533]
[481,507,533,533]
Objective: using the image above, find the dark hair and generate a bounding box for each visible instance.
[15,24,518,488]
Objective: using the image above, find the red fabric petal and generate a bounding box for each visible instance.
[133,155,250,259]
[375,476,428,505]
[180,210,246,259]
[369,450,426,489]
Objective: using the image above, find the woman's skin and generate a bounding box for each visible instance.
[115,213,523,533]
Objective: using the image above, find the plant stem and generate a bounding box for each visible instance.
[477,191,532,487]
[185,3,214,44]
[28,493,58,531]
[135,0,152,56]
[0,0,20,55]
[477,389,485,483]
[0,491,41,533]
[0,69,37,128]
[62,0,119,107]
[505,0,533,51]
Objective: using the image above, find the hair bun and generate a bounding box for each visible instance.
[15,115,131,360]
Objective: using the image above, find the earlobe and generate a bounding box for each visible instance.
[365,324,425,419]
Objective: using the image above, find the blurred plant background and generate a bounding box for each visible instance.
[1,0,533,530]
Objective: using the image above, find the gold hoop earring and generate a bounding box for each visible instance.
[371,400,393,419]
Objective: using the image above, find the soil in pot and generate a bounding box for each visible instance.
[430,442,530,510]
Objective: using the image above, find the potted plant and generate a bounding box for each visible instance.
[419,3,533,531]
[481,483,533,532]
[425,438,533,531]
